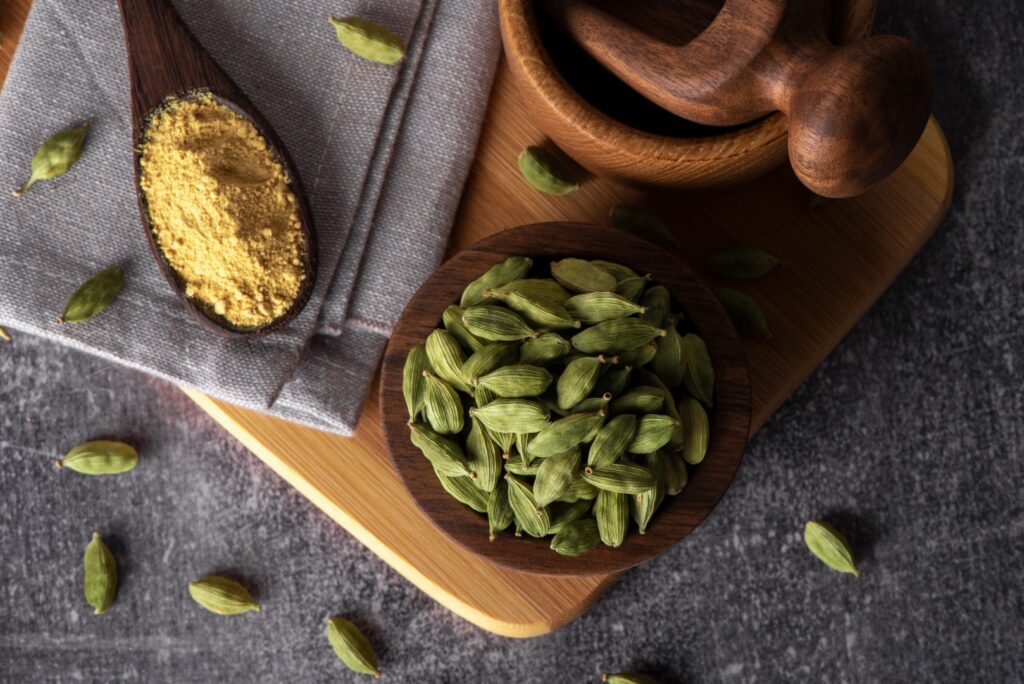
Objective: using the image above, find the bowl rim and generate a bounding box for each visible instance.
[380,223,752,576]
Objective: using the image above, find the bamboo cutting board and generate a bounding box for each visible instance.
[0,19,953,637]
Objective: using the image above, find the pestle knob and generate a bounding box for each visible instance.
[542,0,934,197]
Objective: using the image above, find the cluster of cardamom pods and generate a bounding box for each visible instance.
[403,256,714,557]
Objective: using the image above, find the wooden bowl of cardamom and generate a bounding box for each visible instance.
[380,223,751,576]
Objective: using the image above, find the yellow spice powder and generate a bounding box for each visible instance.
[139,92,306,329]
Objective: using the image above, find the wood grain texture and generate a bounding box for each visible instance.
[0,12,953,637]
[502,0,907,194]
[116,0,318,337]
[380,223,751,576]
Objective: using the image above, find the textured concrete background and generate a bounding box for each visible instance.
[1,1,1022,682]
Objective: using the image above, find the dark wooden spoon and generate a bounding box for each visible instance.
[116,0,317,336]
[380,223,752,576]
[541,0,934,198]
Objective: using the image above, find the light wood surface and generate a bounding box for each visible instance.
[0,4,953,637]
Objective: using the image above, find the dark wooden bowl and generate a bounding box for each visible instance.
[117,0,317,337]
[380,223,752,576]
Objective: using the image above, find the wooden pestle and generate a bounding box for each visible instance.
[541,0,934,197]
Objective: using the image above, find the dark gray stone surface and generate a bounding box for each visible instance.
[2,1,1022,682]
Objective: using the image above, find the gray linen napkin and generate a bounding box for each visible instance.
[0,0,500,435]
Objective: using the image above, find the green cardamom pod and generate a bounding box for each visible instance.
[468,398,550,434]
[466,416,502,492]
[551,258,618,294]
[461,256,533,308]
[572,318,665,354]
[485,288,579,330]
[609,386,665,415]
[547,499,594,535]
[425,329,471,392]
[60,266,124,324]
[533,446,582,508]
[628,414,679,454]
[716,287,771,339]
[588,414,638,468]
[661,449,689,495]
[515,432,534,465]
[83,532,117,615]
[602,672,662,684]
[14,122,89,197]
[617,342,657,367]
[188,576,260,615]
[706,246,780,279]
[594,489,629,548]
[421,371,464,435]
[651,315,685,388]
[474,384,496,408]
[565,292,647,324]
[0,325,11,342]
[518,332,572,365]
[590,260,638,282]
[434,466,488,512]
[680,334,715,406]
[463,305,536,341]
[492,278,571,304]
[634,452,668,534]
[57,440,138,475]
[583,462,656,494]
[402,344,429,421]
[556,354,607,410]
[489,427,517,456]
[442,305,485,353]
[517,146,580,196]
[556,476,600,503]
[487,480,515,540]
[594,364,633,397]
[409,421,473,478]
[804,520,861,576]
[635,370,686,451]
[505,473,551,537]
[329,16,405,65]
[529,411,605,457]
[639,285,671,327]
[609,205,680,248]
[461,341,519,385]
[476,364,553,398]
[569,393,613,415]
[326,616,381,678]
[504,453,542,477]
[615,274,653,303]
[550,518,601,557]
[678,397,709,465]
[538,394,570,418]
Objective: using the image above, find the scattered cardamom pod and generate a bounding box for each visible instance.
[680,334,714,406]
[83,532,117,615]
[442,305,485,353]
[409,421,473,478]
[463,305,536,341]
[716,287,771,339]
[57,440,138,475]
[425,329,471,392]
[14,122,89,197]
[422,371,464,435]
[188,576,260,615]
[402,344,428,421]
[550,518,601,557]
[329,16,404,65]
[678,397,709,465]
[608,204,680,248]
[584,462,656,494]
[529,411,605,458]
[587,414,638,469]
[572,318,665,354]
[594,489,629,548]
[60,266,124,324]
[804,520,861,577]
[0,325,10,342]
[533,447,582,508]
[551,258,618,294]
[487,480,515,540]
[565,292,647,324]
[505,473,551,537]
[517,146,580,196]
[602,673,662,684]
[706,246,780,279]
[476,364,553,398]
[326,616,381,678]
[434,466,488,512]
[469,398,550,434]
[556,355,606,410]
[461,256,533,308]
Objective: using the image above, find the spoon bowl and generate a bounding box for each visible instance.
[117,0,317,336]
[380,223,752,576]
